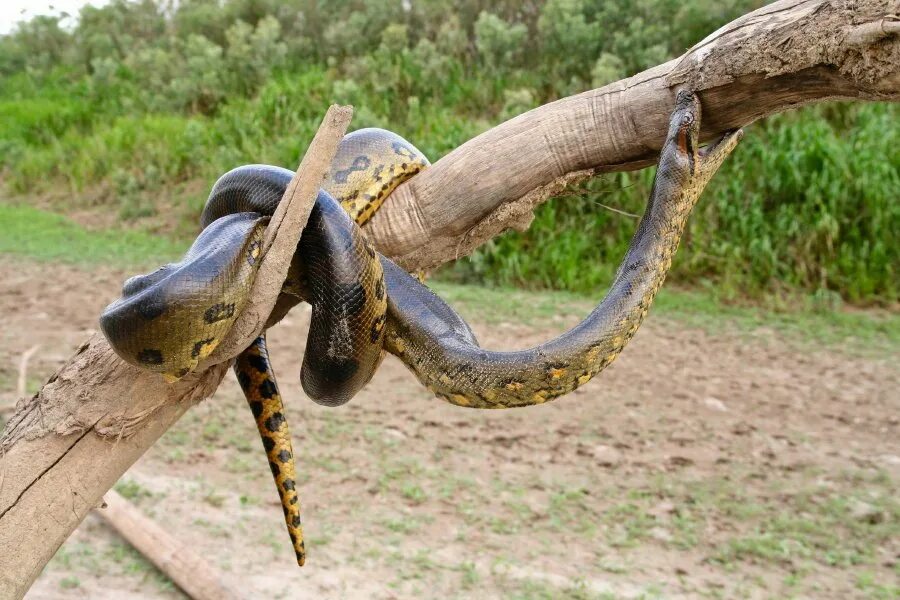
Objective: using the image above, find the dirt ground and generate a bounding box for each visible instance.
[1,260,897,599]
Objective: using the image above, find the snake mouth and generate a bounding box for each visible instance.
[700,128,743,158]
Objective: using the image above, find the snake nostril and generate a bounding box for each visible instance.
[122,265,170,296]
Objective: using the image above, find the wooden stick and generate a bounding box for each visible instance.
[96,490,242,600]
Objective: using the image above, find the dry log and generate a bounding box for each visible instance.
[0,0,898,597]
[96,490,242,600]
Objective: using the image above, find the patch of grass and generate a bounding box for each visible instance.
[546,487,600,538]
[114,479,153,503]
[0,203,184,269]
[103,542,175,592]
[0,203,189,267]
[429,279,899,356]
[401,483,428,504]
[614,469,899,582]
[50,542,99,571]
[856,571,900,600]
[502,577,619,600]
[380,514,429,535]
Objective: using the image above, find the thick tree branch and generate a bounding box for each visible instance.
[0,0,898,596]
[364,0,899,270]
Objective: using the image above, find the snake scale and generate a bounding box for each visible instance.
[100,91,742,565]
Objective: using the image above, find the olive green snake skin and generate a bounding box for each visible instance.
[100,91,742,565]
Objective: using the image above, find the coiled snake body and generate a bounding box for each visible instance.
[101,92,742,565]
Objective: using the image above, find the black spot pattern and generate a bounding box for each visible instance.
[236,370,251,390]
[265,412,285,432]
[246,353,268,373]
[392,141,416,159]
[262,436,276,452]
[278,449,292,463]
[247,240,261,265]
[334,155,371,183]
[137,300,166,320]
[191,337,215,358]
[283,479,296,491]
[370,313,387,343]
[249,399,264,418]
[269,461,280,476]
[204,302,235,324]
[258,379,278,399]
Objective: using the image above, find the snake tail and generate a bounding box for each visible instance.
[234,335,306,566]
[381,90,744,408]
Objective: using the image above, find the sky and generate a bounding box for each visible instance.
[0,0,109,35]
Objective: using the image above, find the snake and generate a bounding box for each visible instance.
[100,91,742,566]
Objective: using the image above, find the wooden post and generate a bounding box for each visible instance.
[97,490,243,600]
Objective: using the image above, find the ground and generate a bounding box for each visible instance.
[2,258,898,599]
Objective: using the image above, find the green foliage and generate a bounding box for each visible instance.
[0,0,896,304]
[459,103,899,304]
[475,12,527,69]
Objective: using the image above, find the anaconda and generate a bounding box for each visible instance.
[100,91,742,565]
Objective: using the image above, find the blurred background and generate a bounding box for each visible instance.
[1,1,897,598]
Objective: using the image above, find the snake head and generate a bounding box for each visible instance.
[664,90,702,177]
[100,213,268,379]
[664,90,743,185]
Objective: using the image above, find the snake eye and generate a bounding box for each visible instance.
[680,113,695,127]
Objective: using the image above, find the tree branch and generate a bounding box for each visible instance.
[364,0,899,270]
[0,0,898,596]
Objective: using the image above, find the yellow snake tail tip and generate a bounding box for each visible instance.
[235,335,307,566]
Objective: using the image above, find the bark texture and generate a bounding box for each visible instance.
[1,0,898,596]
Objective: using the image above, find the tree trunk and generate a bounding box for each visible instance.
[1,0,898,596]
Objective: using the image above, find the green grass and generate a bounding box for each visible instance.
[114,479,154,504]
[1,0,897,303]
[0,202,183,269]
[1,202,895,357]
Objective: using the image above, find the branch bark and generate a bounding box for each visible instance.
[0,0,897,596]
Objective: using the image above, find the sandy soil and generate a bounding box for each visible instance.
[1,260,897,600]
